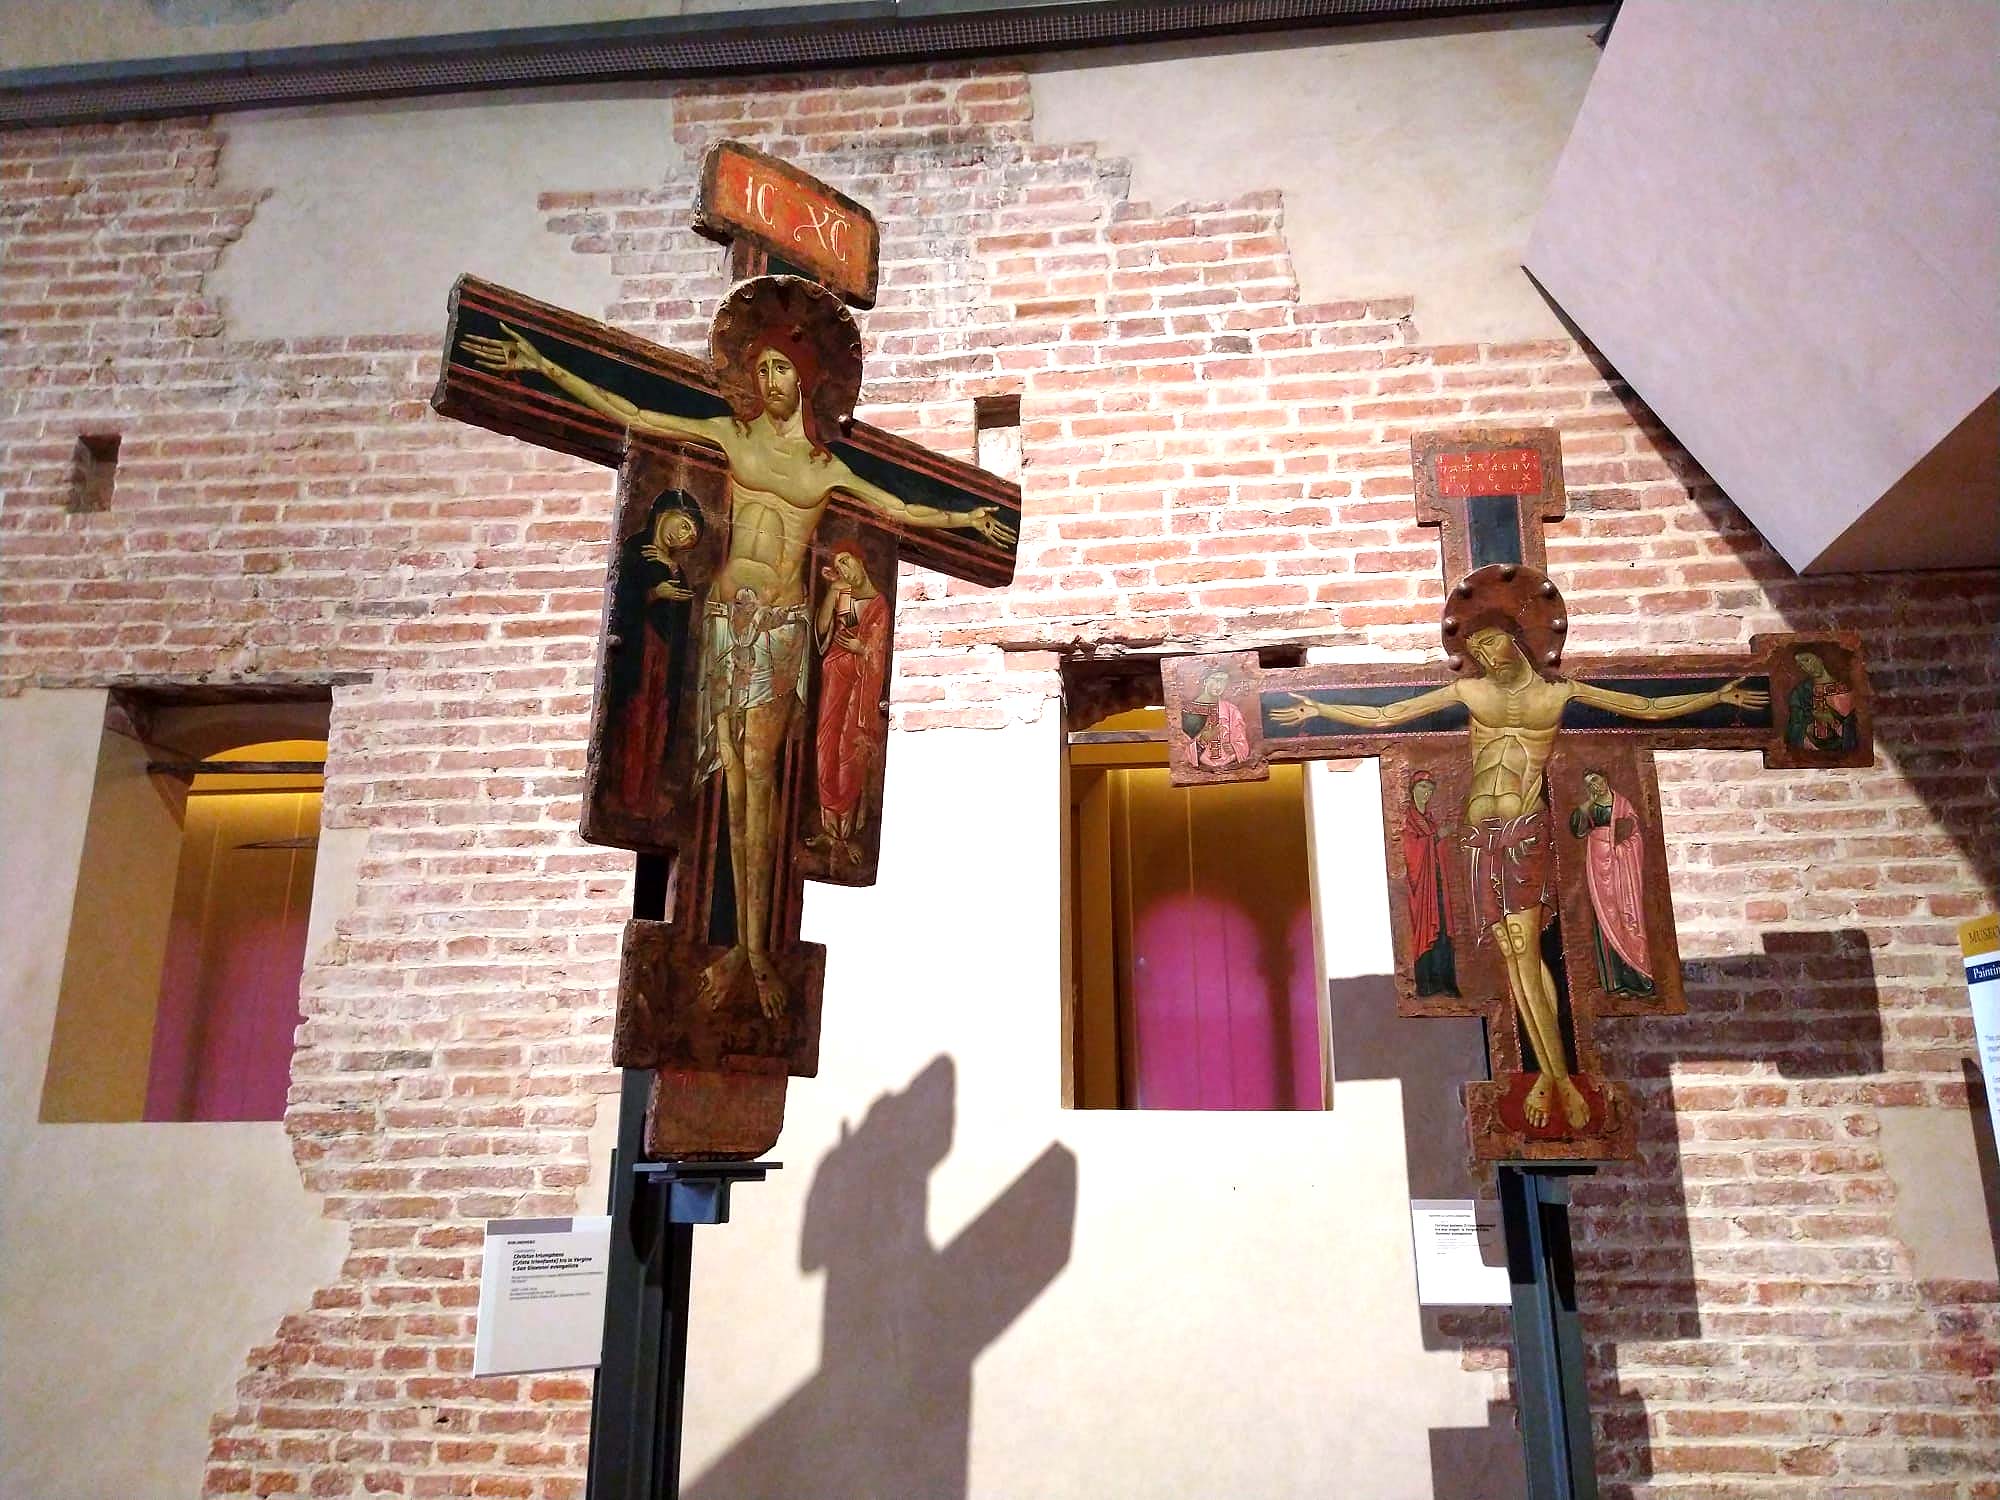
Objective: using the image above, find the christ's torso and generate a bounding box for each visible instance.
[712,427,838,606]
[1458,675,1573,823]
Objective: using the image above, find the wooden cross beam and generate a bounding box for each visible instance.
[1164,427,1873,1163]
[434,278,1018,589]
[431,142,1022,1159]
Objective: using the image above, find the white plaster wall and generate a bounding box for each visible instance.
[1030,14,1610,345]
[1878,1107,2000,1284]
[210,89,682,340]
[1525,0,2000,571]
[0,690,348,1500]
[202,16,1608,348]
[0,691,103,1150]
[679,712,1504,1499]
[199,16,1608,350]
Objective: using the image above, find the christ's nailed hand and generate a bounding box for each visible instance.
[1717,676,1768,711]
[963,505,1018,548]
[461,322,543,378]
[1267,693,1320,728]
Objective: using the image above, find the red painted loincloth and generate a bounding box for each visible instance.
[1462,809,1554,932]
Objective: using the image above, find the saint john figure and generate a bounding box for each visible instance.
[810,544,891,866]
[1400,773,1459,996]
[1567,769,1655,997]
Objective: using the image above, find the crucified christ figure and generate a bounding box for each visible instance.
[464,280,1015,1022]
[1271,621,1765,1131]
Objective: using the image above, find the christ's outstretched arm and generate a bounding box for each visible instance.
[1568,676,1767,721]
[830,467,1018,547]
[463,323,735,450]
[1268,681,1463,729]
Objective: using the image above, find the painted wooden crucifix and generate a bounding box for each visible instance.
[1164,428,1873,1162]
[431,142,1021,1159]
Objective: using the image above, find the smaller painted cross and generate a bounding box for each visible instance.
[432,141,1021,1159]
[1164,428,1873,1162]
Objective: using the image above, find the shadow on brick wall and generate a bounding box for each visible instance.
[1579,348,2000,904]
[1334,927,1883,1497]
[682,1055,1076,1500]
[1711,519,2000,905]
[1583,926,1883,1492]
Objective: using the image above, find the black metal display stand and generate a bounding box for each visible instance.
[1500,1165,1599,1500]
[585,855,778,1500]
[584,1066,777,1500]
[590,862,1598,1500]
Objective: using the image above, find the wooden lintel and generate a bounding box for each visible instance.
[146,759,326,779]
[1065,729,1168,746]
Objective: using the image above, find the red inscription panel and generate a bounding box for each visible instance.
[1434,446,1543,498]
[695,141,881,308]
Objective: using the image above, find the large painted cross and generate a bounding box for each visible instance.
[1164,428,1873,1162]
[432,142,1022,1160]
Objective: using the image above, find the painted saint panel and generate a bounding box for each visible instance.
[1548,740,1685,1024]
[582,444,729,853]
[798,516,899,886]
[1382,745,1497,1023]
[1160,651,1268,785]
[1768,634,1870,769]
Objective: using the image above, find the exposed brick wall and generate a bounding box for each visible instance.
[3,61,1995,1500]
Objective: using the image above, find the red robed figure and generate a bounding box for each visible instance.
[1401,793,1456,956]
[815,545,892,833]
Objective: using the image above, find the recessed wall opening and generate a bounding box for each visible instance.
[39,685,333,1123]
[974,392,1023,480]
[1061,650,1323,1111]
[67,432,120,514]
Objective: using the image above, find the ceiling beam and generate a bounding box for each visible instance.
[2,0,1600,129]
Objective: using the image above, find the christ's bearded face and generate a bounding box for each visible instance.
[1466,627,1520,673]
[756,348,802,421]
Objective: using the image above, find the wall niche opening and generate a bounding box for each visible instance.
[66,432,120,514]
[1059,648,1325,1113]
[39,684,333,1124]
